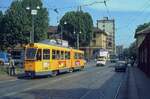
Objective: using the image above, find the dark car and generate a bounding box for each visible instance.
[115,61,127,72]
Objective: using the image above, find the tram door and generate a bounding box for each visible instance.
[36,49,43,72]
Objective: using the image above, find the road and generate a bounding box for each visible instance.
[0,62,128,99]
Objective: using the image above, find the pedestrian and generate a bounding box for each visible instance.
[9,57,15,76]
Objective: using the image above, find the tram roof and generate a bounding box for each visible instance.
[26,43,84,53]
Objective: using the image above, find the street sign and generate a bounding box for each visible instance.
[31,10,37,15]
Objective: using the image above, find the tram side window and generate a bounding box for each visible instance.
[75,53,79,59]
[56,50,60,59]
[52,50,56,59]
[61,51,64,59]
[43,49,50,60]
[65,52,70,59]
[68,52,70,59]
[36,49,42,60]
[79,54,83,59]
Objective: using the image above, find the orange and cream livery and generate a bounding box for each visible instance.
[24,43,86,77]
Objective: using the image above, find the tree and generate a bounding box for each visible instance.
[59,11,93,47]
[123,41,137,60]
[128,41,137,60]
[0,11,4,50]
[1,0,48,49]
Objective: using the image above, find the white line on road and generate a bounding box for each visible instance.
[113,72,127,99]
[79,69,114,99]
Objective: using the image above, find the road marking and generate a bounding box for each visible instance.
[79,69,114,99]
[113,72,127,99]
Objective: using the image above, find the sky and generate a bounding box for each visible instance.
[1,0,150,47]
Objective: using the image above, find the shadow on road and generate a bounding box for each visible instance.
[17,70,82,80]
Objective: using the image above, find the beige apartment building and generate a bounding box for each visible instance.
[80,27,107,58]
[90,27,107,49]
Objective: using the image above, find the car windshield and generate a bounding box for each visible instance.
[25,48,37,60]
[97,56,105,60]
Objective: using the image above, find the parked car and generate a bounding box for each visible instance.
[115,61,127,72]
[0,52,10,66]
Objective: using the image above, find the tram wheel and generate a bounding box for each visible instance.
[80,66,84,71]
[51,70,58,77]
[69,68,74,73]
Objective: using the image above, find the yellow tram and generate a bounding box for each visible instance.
[24,43,86,77]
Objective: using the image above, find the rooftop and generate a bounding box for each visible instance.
[48,26,58,33]
[93,27,108,35]
[135,26,150,38]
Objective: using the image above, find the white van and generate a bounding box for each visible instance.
[96,56,107,66]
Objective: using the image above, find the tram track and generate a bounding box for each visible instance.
[113,68,128,99]
[0,63,111,98]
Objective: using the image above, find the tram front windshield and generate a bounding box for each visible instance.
[25,48,37,60]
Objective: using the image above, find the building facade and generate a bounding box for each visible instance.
[47,26,58,39]
[134,26,150,48]
[97,17,115,54]
[80,27,107,58]
[90,27,107,49]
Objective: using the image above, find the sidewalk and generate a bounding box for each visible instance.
[128,66,150,99]
[0,74,16,81]
[0,68,24,81]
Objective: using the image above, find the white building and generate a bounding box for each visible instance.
[97,17,115,54]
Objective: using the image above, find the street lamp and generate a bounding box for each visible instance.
[74,30,81,49]
[26,6,40,43]
[77,31,82,49]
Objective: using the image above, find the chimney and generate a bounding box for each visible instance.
[103,17,108,20]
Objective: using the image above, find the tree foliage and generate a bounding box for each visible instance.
[59,11,93,47]
[0,11,4,50]
[128,41,137,60]
[0,0,48,50]
[123,41,137,60]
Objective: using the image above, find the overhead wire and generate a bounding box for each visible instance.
[116,0,150,31]
[104,0,111,18]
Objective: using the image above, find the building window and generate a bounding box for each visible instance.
[93,40,96,46]
[103,24,105,27]
[93,33,96,38]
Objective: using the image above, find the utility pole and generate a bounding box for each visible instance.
[26,2,40,43]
